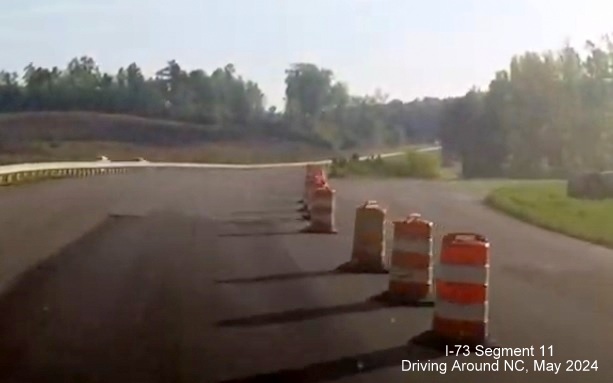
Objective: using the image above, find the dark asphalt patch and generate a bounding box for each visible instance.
[0,212,221,383]
[221,217,302,225]
[369,291,436,307]
[219,231,302,238]
[218,218,306,237]
[215,270,341,284]
[0,215,139,295]
[217,300,392,328]
[231,209,301,216]
[335,261,388,274]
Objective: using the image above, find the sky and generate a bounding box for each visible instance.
[2,0,613,109]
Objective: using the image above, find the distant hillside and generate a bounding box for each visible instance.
[0,59,443,156]
[0,112,335,164]
[0,111,335,144]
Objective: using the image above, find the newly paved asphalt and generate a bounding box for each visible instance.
[0,168,610,382]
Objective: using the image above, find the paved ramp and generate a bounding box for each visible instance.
[0,170,610,382]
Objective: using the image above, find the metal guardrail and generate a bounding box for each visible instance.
[0,146,441,184]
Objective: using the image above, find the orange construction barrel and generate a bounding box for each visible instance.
[388,214,433,302]
[433,232,490,344]
[337,200,387,273]
[302,185,337,234]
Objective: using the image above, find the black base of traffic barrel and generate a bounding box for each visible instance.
[335,260,388,274]
[410,330,499,353]
[370,291,435,307]
[300,226,338,234]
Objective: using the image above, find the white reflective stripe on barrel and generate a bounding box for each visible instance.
[436,264,489,285]
[390,266,432,283]
[435,300,489,322]
[392,237,432,254]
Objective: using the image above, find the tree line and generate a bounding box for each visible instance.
[441,36,613,178]
[0,58,265,126]
[0,58,442,150]
[6,33,610,177]
[283,63,442,149]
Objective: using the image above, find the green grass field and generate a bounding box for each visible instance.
[485,181,613,247]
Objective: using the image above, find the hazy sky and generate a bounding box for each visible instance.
[2,0,612,108]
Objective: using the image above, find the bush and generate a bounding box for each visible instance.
[328,149,441,179]
[405,149,441,179]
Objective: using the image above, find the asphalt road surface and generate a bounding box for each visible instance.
[0,169,611,383]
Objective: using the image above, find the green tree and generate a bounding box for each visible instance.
[285,63,334,130]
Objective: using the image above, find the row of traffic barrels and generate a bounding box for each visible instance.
[353,201,489,346]
[300,164,337,234]
[299,165,490,347]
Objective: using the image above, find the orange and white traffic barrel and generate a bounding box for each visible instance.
[387,214,433,303]
[338,200,387,273]
[318,167,327,184]
[300,165,321,210]
[302,185,337,234]
[303,165,317,202]
[306,174,326,213]
[433,233,490,344]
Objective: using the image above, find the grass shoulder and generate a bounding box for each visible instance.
[485,181,613,247]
